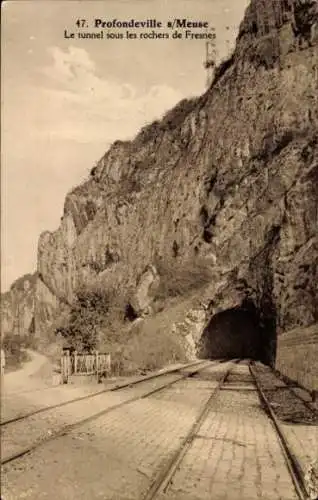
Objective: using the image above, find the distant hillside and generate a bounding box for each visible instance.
[1,273,37,337]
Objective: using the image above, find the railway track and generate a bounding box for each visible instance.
[142,359,239,500]
[1,359,210,427]
[2,359,311,499]
[1,359,221,466]
[249,364,310,500]
[139,360,310,500]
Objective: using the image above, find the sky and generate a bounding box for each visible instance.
[1,0,249,292]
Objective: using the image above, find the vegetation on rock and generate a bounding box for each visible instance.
[2,333,33,371]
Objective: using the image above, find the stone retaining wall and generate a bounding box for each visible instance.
[275,323,318,392]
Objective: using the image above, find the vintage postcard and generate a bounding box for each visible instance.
[1,0,317,499]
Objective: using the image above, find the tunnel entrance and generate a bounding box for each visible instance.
[198,300,276,366]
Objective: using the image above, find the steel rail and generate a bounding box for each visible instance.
[142,359,240,500]
[1,359,213,427]
[1,359,221,466]
[249,363,310,500]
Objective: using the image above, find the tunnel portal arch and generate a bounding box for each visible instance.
[197,300,276,366]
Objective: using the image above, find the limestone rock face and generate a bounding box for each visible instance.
[1,274,36,337]
[130,265,160,316]
[172,305,209,358]
[3,0,318,350]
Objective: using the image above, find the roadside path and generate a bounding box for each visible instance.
[2,350,51,394]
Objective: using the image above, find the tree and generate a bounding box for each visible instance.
[56,286,111,352]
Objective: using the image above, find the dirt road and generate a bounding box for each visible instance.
[2,350,51,395]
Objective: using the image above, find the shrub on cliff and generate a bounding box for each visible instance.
[123,317,187,373]
[55,285,112,352]
[211,53,235,86]
[154,257,213,299]
[2,333,29,370]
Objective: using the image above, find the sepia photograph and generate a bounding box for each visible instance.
[1,0,318,498]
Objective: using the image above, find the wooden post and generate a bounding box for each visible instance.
[95,350,100,383]
[66,349,71,381]
[62,349,70,384]
[106,353,111,376]
[73,350,78,375]
[61,353,66,383]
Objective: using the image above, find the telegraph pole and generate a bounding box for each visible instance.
[203,28,217,89]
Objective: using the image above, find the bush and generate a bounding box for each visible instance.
[55,285,113,351]
[2,333,29,370]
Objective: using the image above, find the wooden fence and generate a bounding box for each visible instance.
[61,349,111,384]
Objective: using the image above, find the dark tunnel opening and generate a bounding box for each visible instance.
[197,300,277,367]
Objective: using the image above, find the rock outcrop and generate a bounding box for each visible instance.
[2,0,318,371]
[1,274,36,338]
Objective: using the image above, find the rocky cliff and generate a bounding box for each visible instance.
[3,0,318,370]
[1,273,36,338]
